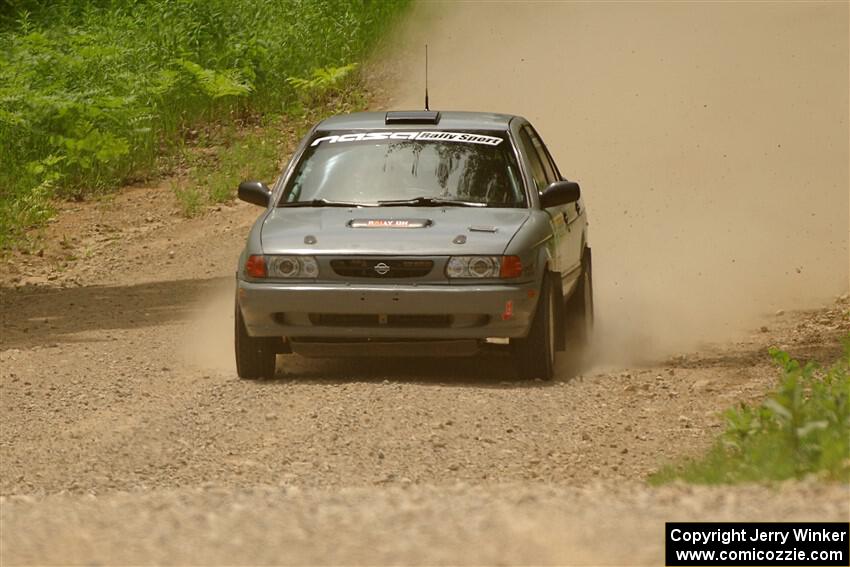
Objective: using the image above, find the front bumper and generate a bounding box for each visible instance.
[237,279,540,340]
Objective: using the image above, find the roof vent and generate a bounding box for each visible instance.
[385,111,441,125]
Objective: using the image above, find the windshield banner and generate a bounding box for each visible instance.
[311,131,503,147]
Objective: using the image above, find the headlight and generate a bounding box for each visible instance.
[446,256,523,279]
[245,255,319,278]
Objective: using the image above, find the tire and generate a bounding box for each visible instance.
[235,303,277,380]
[513,272,557,381]
[565,248,594,351]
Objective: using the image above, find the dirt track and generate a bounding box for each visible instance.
[1,2,849,565]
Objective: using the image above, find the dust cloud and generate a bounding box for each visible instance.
[181,278,237,374]
[378,1,849,361]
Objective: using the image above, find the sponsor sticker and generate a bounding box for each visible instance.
[367,219,411,228]
[311,131,503,147]
[349,219,432,229]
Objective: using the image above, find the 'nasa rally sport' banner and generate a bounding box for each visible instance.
[311,131,503,147]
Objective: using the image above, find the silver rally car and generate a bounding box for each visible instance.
[235,110,592,380]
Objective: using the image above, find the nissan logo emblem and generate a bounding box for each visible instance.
[374,262,390,275]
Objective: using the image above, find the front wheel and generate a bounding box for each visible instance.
[235,303,277,380]
[513,272,557,381]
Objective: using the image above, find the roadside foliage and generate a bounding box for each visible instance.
[0,0,409,249]
[653,336,850,484]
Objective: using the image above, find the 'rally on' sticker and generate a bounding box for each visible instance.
[348,219,432,229]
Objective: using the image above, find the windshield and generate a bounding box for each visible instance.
[279,130,526,207]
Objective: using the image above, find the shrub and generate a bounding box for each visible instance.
[651,336,850,484]
[0,0,409,248]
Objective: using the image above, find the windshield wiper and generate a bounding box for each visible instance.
[377,196,488,207]
[278,199,375,208]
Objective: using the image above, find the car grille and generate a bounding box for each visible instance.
[330,259,434,278]
[308,313,453,328]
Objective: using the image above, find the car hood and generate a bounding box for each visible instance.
[260,206,530,255]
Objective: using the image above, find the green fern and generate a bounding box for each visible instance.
[0,0,410,249]
[175,59,253,99]
[286,63,359,99]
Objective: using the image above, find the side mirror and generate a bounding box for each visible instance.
[540,180,580,208]
[238,180,271,207]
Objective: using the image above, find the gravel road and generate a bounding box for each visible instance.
[4,483,847,565]
[1,2,848,565]
[1,191,847,564]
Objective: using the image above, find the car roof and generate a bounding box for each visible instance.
[315,111,521,132]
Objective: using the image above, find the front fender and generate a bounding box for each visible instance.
[236,211,272,277]
[504,210,556,286]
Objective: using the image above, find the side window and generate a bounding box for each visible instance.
[517,127,549,193]
[526,126,559,183]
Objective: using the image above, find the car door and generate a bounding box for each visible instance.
[516,125,568,279]
[525,124,584,292]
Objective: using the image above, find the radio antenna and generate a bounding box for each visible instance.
[424,44,430,111]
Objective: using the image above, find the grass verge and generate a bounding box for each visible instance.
[651,335,850,484]
[168,84,370,218]
[0,0,409,249]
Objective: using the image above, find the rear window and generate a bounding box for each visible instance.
[280,130,525,207]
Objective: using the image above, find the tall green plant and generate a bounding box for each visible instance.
[652,336,850,484]
[0,0,410,249]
